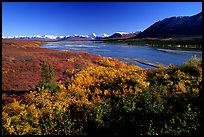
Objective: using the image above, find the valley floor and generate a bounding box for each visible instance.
[2,39,202,135]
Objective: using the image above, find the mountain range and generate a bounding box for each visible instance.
[2,32,140,41]
[3,12,202,40]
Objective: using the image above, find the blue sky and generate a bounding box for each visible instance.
[2,2,202,37]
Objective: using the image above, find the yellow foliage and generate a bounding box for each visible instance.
[66,65,148,105]
[67,57,76,62]
[2,58,202,135]
[98,58,115,67]
[176,82,187,93]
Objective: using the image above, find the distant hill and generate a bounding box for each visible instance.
[103,32,141,40]
[135,12,202,38]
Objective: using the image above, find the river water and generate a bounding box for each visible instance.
[40,41,202,68]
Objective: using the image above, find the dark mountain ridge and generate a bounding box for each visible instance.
[135,12,202,38]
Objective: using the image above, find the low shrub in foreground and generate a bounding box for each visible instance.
[2,57,202,135]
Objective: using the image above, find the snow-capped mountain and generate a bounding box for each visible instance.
[88,33,97,39]
[115,32,129,35]
[32,35,42,38]
[101,33,110,38]
[136,12,202,38]
[42,35,58,39]
[57,36,65,39]
[104,31,141,40]
[2,32,140,41]
[2,36,14,39]
[13,36,29,39]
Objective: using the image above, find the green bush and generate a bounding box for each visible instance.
[38,60,59,93]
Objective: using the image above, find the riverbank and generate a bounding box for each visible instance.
[2,43,202,135]
[2,39,201,100]
[2,39,126,93]
[117,58,162,68]
[40,40,201,69]
[96,36,202,50]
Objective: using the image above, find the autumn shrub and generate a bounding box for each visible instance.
[65,65,149,135]
[2,82,86,135]
[145,57,202,135]
[2,57,202,135]
[97,58,116,67]
[180,55,202,76]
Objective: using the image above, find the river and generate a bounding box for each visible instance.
[40,41,202,68]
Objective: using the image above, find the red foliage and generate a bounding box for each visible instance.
[2,39,128,104]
